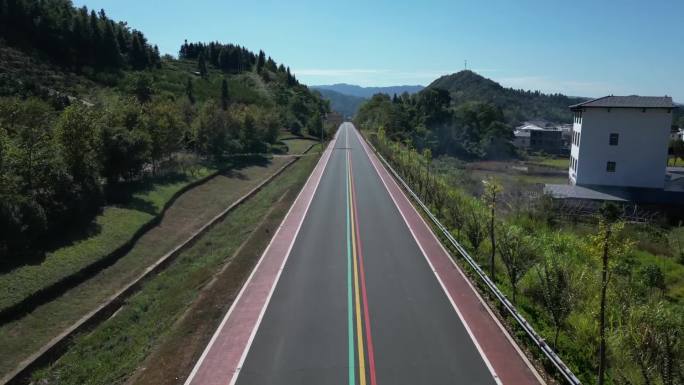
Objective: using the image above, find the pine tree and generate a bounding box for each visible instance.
[101,20,122,68]
[221,78,229,110]
[257,50,266,73]
[186,78,195,104]
[89,10,102,66]
[198,50,208,77]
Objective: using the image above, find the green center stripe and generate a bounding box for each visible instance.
[346,151,356,385]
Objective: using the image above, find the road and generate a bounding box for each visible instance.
[186,123,542,385]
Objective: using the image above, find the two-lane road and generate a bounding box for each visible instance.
[186,123,542,385]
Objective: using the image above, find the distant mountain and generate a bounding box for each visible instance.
[427,70,586,124]
[313,88,366,118]
[312,84,424,99]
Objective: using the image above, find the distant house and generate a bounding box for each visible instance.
[514,122,565,154]
[568,95,676,189]
[671,127,684,141]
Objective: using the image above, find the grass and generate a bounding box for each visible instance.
[282,137,318,155]
[0,156,292,378]
[30,148,320,385]
[526,156,570,170]
[0,165,217,314]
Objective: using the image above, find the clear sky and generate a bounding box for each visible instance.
[74,0,684,100]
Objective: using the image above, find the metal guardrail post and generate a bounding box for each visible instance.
[366,138,582,385]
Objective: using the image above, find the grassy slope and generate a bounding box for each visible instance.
[0,157,292,377]
[282,137,318,155]
[0,165,215,313]
[32,147,320,385]
[0,53,292,314]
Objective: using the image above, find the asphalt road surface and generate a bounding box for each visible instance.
[233,123,502,385]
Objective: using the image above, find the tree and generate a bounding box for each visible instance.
[198,50,208,77]
[464,205,487,252]
[497,224,537,304]
[669,139,684,166]
[185,78,195,104]
[130,73,154,104]
[101,20,122,68]
[144,100,184,173]
[256,50,266,73]
[638,264,666,297]
[221,78,229,110]
[55,104,99,183]
[100,126,150,184]
[589,202,632,385]
[482,176,502,280]
[307,111,323,138]
[535,247,577,348]
[193,100,236,159]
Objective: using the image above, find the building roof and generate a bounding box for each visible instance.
[570,95,675,110]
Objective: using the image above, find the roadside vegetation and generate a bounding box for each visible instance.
[366,127,683,385]
[34,146,318,384]
[0,0,328,296]
[354,65,684,385]
[0,1,330,380]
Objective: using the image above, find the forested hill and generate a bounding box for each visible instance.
[0,1,328,266]
[427,70,586,125]
[313,88,366,118]
[313,84,424,99]
[0,0,160,72]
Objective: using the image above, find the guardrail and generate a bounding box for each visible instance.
[365,138,582,385]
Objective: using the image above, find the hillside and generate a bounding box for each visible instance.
[427,70,586,124]
[0,0,327,268]
[313,88,366,117]
[313,83,424,99]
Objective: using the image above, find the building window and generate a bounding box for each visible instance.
[577,132,581,146]
[606,161,616,172]
[609,133,619,146]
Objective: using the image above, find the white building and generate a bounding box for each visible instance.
[569,96,675,189]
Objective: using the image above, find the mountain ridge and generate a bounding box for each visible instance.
[426,70,586,124]
[312,83,424,99]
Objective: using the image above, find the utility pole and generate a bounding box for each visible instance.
[464,59,468,70]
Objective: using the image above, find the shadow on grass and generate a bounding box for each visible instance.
[1,155,273,274]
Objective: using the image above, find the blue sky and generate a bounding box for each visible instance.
[74,0,684,100]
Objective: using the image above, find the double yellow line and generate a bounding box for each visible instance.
[346,147,377,385]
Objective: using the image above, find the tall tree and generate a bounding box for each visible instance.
[536,246,577,348]
[590,203,631,385]
[221,78,229,110]
[101,20,122,68]
[483,176,502,280]
[55,104,99,183]
[256,49,266,73]
[198,50,208,77]
[496,224,537,304]
[185,78,195,104]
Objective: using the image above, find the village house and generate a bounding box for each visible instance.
[546,95,683,205]
[568,95,674,189]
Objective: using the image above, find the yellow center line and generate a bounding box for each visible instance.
[348,151,367,385]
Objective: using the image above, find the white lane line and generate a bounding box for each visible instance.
[227,127,341,385]
[354,129,544,384]
[185,127,341,385]
[352,127,503,385]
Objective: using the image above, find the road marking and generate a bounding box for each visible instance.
[352,127,504,385]
[349,151,379,385]
[345,134,356,385]
[349,150,367,385]
[354,128,544,384]
[184,127,339,385]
